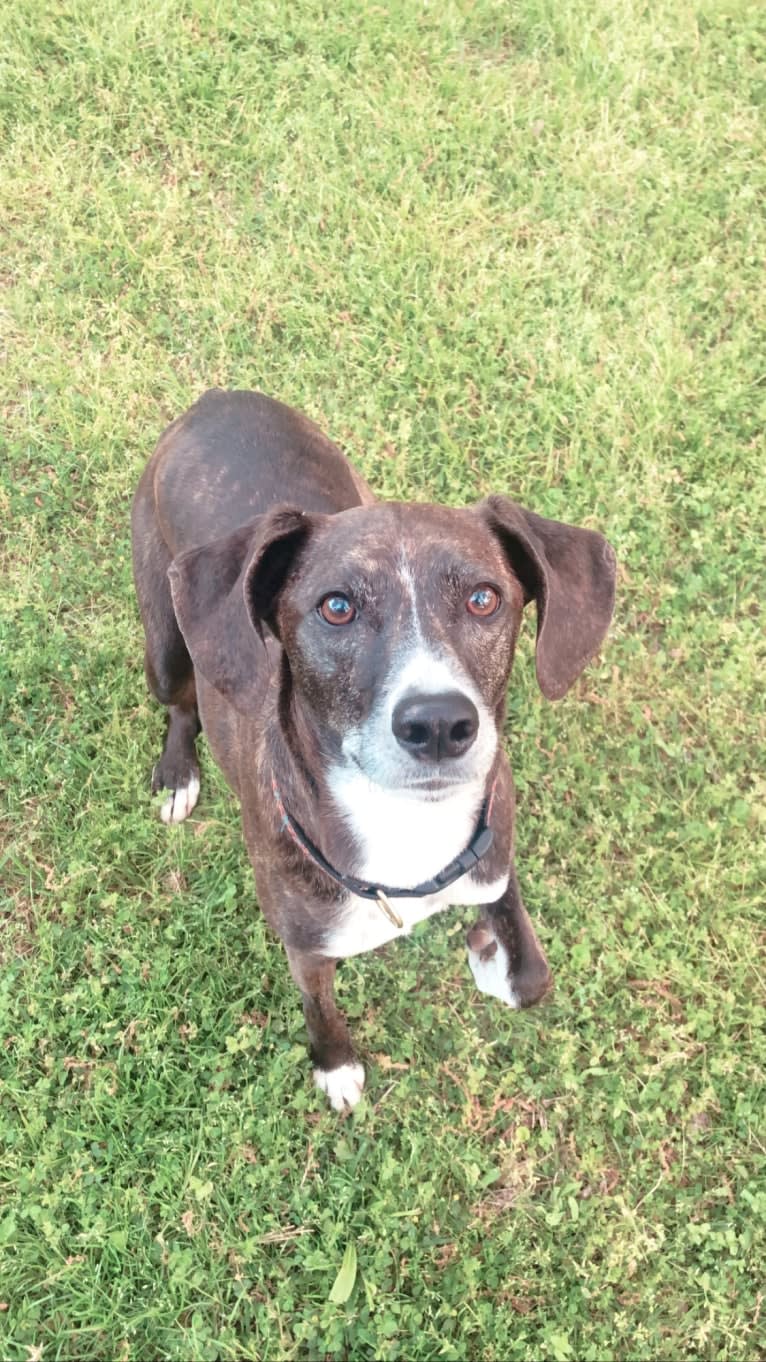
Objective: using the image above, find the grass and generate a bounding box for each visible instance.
[1,0,765,1357]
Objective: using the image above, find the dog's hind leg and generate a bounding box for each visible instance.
[148,668,201,825]
[132,472,201,824]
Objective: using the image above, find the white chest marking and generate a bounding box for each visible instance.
[323,767,508,958]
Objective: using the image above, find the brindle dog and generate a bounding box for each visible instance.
[132,389,616,1109]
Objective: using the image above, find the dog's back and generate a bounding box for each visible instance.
[139,388,372,558]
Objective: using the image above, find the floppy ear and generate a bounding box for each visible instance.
[480,494,616,700]
[168,507,314,715]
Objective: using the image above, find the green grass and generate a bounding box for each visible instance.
[2,0,765,1358]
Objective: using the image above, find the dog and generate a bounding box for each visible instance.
[132,389,616,1109]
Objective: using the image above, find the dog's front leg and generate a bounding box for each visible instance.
[285,947,365,1111]
[467,867,552,1009]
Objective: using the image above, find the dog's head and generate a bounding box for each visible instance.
[169,498,616,795]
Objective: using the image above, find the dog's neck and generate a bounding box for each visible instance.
[325,762,491,888]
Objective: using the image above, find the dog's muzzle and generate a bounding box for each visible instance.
[391,690,479,762]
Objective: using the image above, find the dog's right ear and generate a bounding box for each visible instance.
[168,507,314,716]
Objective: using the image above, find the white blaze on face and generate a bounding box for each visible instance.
[327,556,501,898]
[339,552,498,794]
[340,642,497,791]
[385,647,496,759]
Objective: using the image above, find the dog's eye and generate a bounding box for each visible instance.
[319,593,356,625]
[466,585,501,618]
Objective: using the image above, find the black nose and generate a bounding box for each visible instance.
[392,691,479,762]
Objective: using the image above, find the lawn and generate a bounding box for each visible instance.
[1,0,765,1358]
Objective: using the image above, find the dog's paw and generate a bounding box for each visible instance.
[466,923,520,1008]
[314,1062,365,1111]
[466,920,553,1009]
[158,774,200,825]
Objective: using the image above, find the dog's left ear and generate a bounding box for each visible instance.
[479,495,616,699]
[168,506,316,716]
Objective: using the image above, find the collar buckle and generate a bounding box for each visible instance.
[375,890,405,930]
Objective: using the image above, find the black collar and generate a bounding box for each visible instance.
[271,774,496,928]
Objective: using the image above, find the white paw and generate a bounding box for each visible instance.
[468,934,520,1008]
[314,1062,366,1111]
[160,775,200,825]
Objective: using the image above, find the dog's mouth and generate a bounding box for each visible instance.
[398,775,467,797]
[348,751,472,798]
